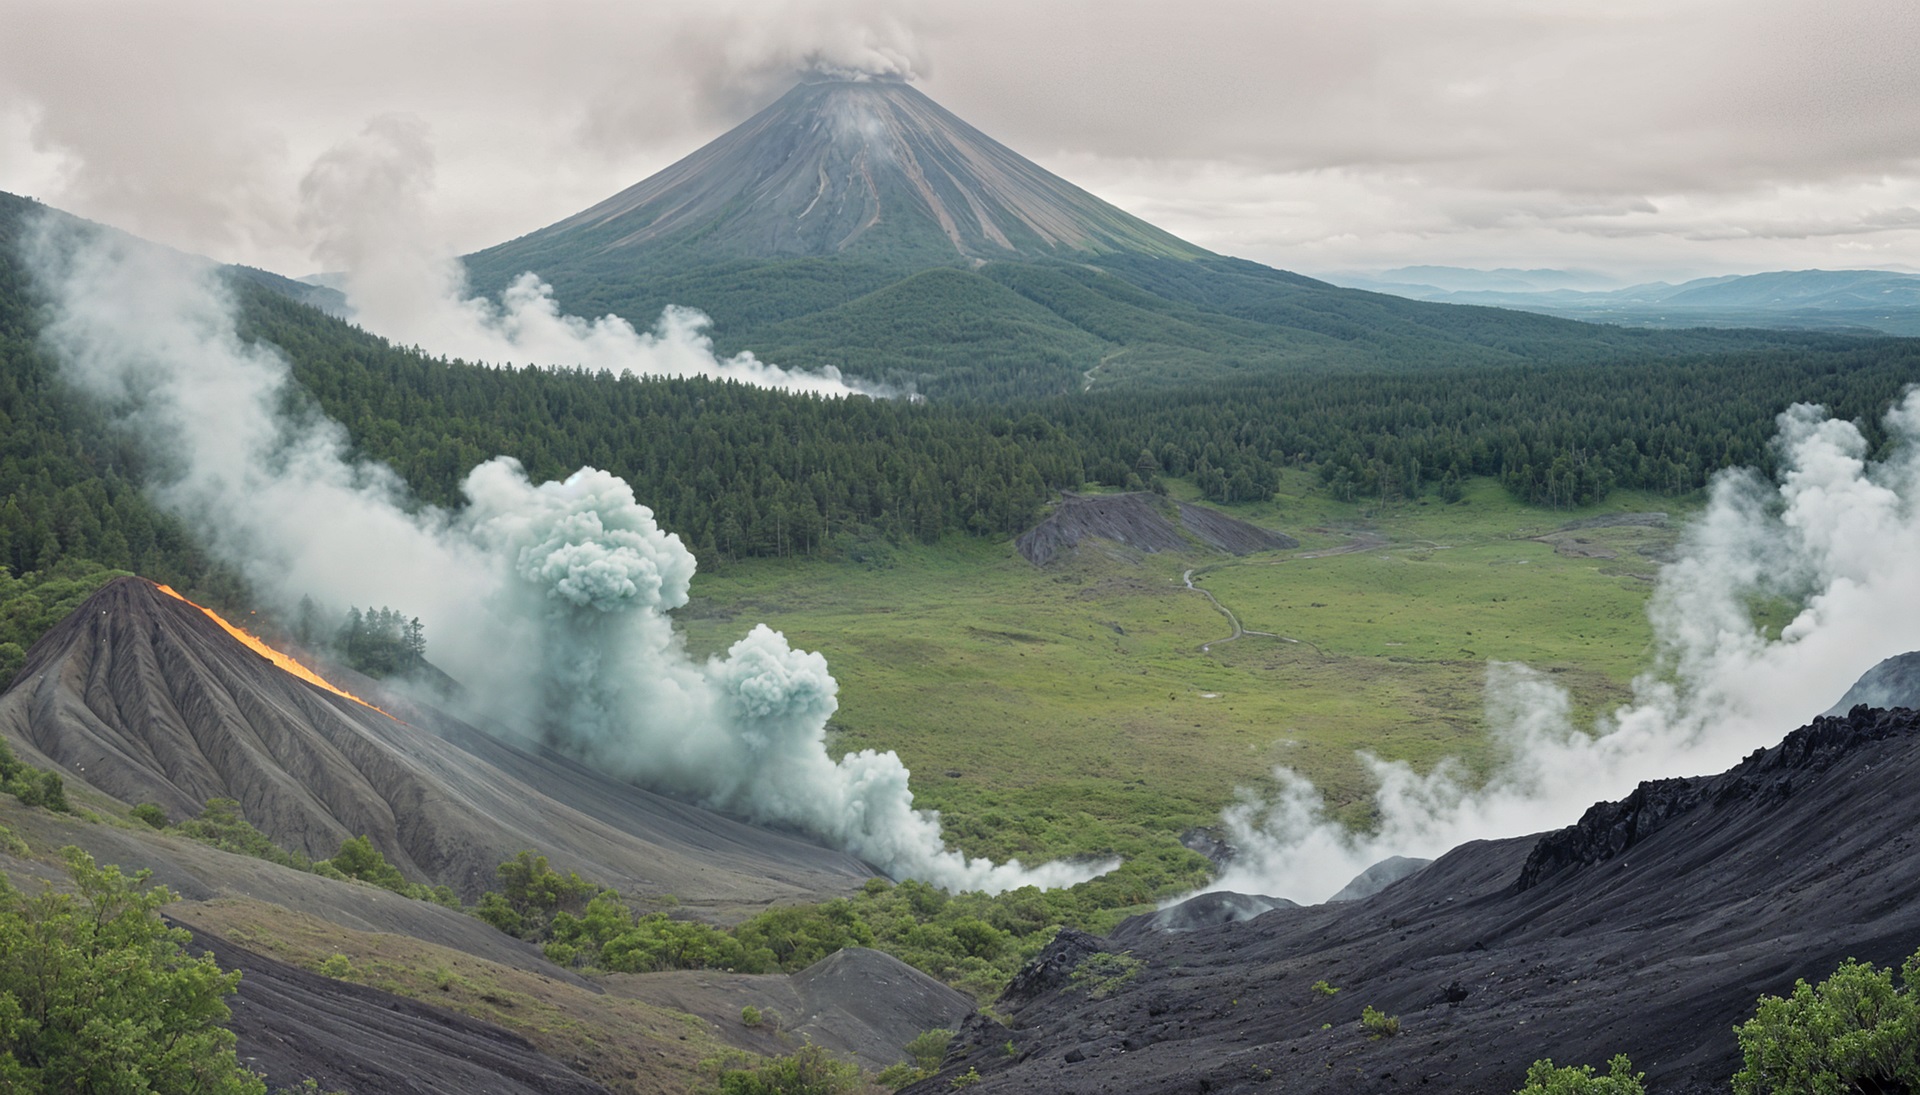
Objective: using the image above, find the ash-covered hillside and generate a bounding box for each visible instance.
[911,703,1920,1095]
[0,576,871,910]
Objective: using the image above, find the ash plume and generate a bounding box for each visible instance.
[299,115,881,398]
[1206,392,1920,904]
[27,215,1105,894]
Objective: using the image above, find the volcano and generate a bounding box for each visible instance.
[461,80,1798,399]
[478,76,1204,269]
[0,577,871,910]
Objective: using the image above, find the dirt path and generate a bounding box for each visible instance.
[1182,568,1320,655]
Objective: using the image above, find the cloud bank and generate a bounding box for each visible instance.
[1207,390,1920,903]
[4,1,1915,281]
[29,215,1105,894]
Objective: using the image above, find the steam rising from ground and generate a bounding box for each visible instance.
[29,217,1103,894]
[1210,393,1920,904]
[300,115,875,397]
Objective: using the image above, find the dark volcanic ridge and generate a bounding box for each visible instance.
[0,577,871,908]
[910,703,1920,1095]
[1015,493,1298,566]
[1824,650,1920,715]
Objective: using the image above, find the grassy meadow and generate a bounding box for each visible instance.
[678,472,1696,879]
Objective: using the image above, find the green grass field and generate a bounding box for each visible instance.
[679,473,1696,880]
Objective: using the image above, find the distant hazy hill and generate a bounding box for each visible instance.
[1333,266,1920,337]
[461,83,1823,398]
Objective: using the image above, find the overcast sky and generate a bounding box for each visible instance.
[4,0,1917,284]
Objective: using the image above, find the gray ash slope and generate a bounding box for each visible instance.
[1016,492,1297,566]
[915,704,1920,1095]
[181,923,611,1095]
[0,577,871,908]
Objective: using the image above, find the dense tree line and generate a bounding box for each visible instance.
[239,287,1920,551]
[4,201,1919,592]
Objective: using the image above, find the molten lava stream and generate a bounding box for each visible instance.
[152,582,401,721]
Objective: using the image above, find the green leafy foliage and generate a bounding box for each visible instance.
[1733,948,1920,1095]
[0,735,67,813]
[1070,952,1144,999]
[1514,1056,1645,1094]
[469,851,1162,999]
[704,1043,864,1095]
[130,802,168,829]
[325,834,409,890]
[172,798,314,871]
[1360,1005,1400,1038]
[0,846,264,1093]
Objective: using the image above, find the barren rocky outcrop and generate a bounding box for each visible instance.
[1016,493,1297,566]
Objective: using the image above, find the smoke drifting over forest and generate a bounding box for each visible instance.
[29,216,1105,894]
[1209,393,1920,902]
[300,116,878,397]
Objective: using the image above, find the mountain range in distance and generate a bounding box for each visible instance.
[1330,265,1920,337]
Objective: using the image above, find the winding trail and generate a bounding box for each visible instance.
[1183,567,1313,655]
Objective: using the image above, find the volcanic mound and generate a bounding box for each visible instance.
[1015,493,1298,566]
[0,577,871,909]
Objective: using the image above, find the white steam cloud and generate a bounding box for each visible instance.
[29,216,1105,895]
[299,115,878,398]
[1209,393,1920,904]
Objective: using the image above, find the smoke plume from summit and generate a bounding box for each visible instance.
[1206,392,1920,904]
[28,215,1104,894]
[300,115,879,397]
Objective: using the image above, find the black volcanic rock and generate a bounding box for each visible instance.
[1113,892,1298,942]
[0,578,871,908]
[914,705,1920,1095]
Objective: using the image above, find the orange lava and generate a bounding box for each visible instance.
[152,582,401,721]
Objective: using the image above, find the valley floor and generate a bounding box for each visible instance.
[679,473,1694,879]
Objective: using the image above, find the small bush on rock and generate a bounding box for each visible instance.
[1515,1055,1645,1094]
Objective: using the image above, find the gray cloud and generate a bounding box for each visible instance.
[2,0,1914,280]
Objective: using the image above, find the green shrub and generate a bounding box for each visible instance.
[711,1043,863,1095]
[906,1028,954,1072]
[1311,979,1339,996]
[317,954,353,979]
[130,802,168,828]
[1733,948,1920,1095]
[173,799,311,870]
[1515,1055,1644,1094]
[0,847,264,1093]
[1360,1005,1400,1038]
[740,1005,762,1028]
[324,834,409,891]
[1070,951,1144,998]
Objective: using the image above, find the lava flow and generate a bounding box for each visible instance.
[152,582,400,721]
